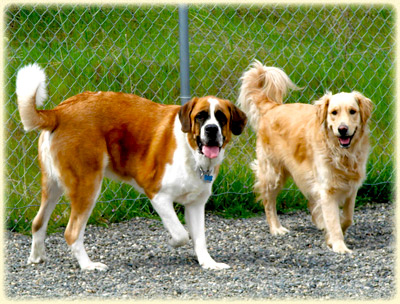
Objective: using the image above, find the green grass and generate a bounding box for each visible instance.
[5,4,395,233]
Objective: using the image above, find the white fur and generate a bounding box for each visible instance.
[152,115,229,270]
[161,116,215,202]
[39,131,61,185]
[70,235,108,271]
[28,177,63,265]
[16,64,48,131]
[200,98,223,147]
[28,228,47,264]
[16,63,48,107]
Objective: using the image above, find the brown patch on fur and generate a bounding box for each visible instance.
[217,98,247,140]
[179,96,246,151]
[294,141,307,164]
[32,92,180,245]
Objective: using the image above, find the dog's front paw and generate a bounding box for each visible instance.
[27,255,45,265]
[169,233,189,248]
[28,243,46,264]
[28,251,46,264]
[270,226,290,235]
[201,261,230,270]
[81,262,109,271]
[331,241,353,254]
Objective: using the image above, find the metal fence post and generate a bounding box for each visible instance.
[179,5,191,105]
[5,5,394,233]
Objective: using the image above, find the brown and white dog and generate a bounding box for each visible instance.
[238,61,372,253]
[16,63,247,270]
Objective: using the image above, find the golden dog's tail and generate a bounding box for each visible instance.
[237,60,299,130]
[16,63,57,132]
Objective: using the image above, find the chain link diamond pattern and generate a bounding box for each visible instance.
[5,4,394,232]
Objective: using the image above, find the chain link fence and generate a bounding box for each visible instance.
[5,4,395,233]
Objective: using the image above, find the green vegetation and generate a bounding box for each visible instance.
[5,5,394,233]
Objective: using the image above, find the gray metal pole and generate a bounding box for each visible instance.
[179,5,191,105]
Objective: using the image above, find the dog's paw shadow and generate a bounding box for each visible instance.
[123,252,199,270]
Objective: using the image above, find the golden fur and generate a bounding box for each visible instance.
[238,61,372,253]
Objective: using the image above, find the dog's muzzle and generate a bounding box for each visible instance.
[337,124,356,148]
[198,124,222,158]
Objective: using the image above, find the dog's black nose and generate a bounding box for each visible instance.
[338,124,348,136]
[205,124,219,135]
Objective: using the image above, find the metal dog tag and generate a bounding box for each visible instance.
[199,167,213,183]
[203,174,213,183]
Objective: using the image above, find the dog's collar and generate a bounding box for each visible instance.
[198,166,214,183]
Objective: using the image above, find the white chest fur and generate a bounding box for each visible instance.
[158,116,224,205]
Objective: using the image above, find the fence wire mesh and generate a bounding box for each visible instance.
[5,4,395,233]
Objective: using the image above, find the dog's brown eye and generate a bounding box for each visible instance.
[215,110,227,126]
[196,111,208,122]
[331,110,337,115]
[350,109,356,115]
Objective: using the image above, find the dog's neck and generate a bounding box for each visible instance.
[192,147,224,184]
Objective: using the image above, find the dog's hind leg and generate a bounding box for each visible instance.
[263,186,289,235]
[28,173,63,264]
[63,170,107,271]
[253,155,289,235]
[56,143,109,271]
[28,132,63,265]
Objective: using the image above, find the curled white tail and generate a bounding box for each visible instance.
[16,63,54,131]
[237,60,299,130]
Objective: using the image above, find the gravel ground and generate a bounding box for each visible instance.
[5,203,395,300]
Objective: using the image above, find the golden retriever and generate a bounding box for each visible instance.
[238,61,372,253]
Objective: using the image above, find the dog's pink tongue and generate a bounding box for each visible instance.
[340,137,351,145]
[202,146,220,159]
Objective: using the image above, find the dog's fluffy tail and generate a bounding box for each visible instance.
[237,60,299,130]
[16,63,57,131]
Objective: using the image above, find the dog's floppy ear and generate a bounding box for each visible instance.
[179,97,198,133]
[229,102,247,135]
[314,92,331,126]
[353,91,373,125]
